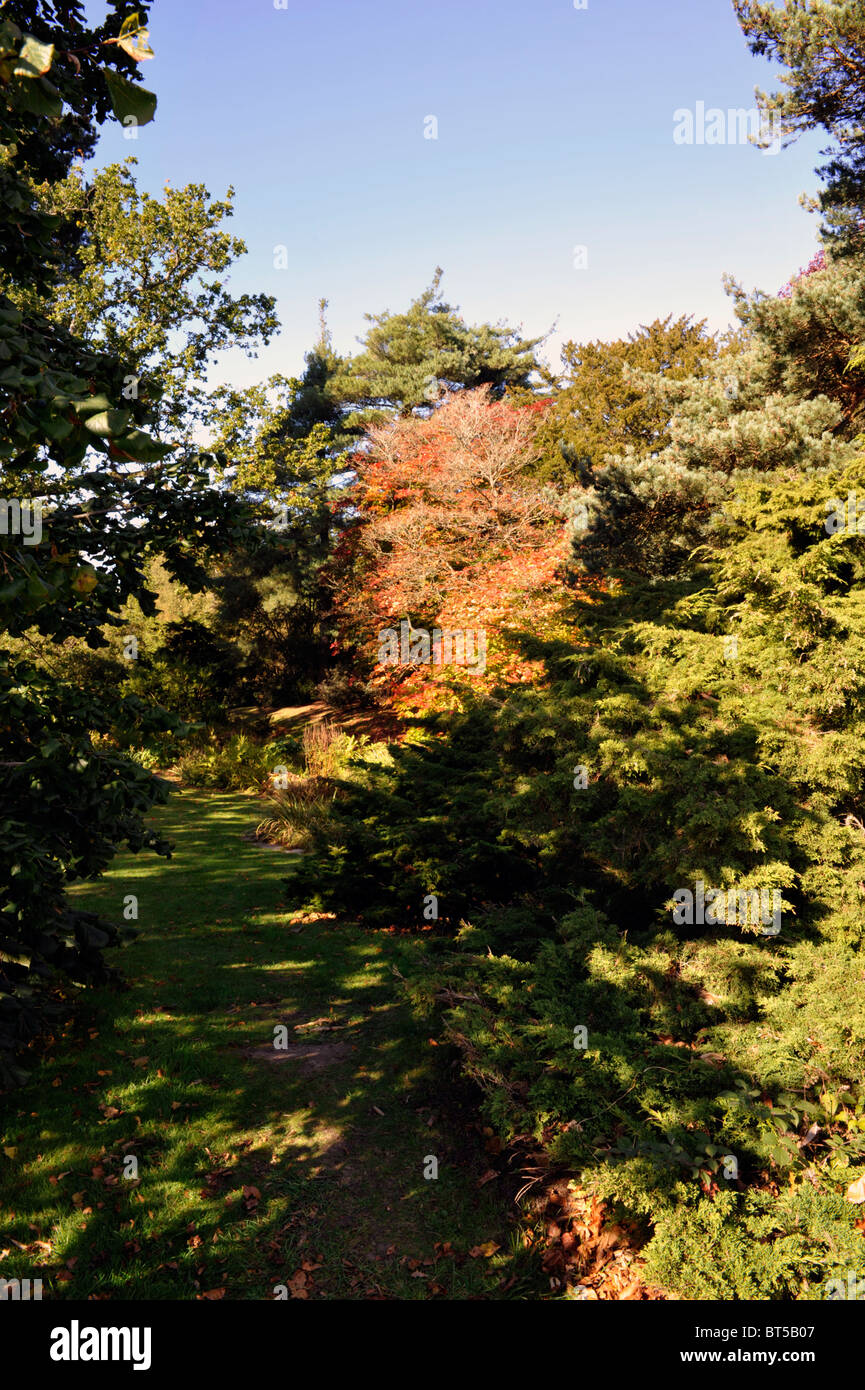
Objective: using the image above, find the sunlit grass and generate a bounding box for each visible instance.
[0,789,540,1300]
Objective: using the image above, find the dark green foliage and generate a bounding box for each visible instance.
[0,6,267,1082]
[122,618,240,722]
[287,454,865,1295]
[207,537,334,705]
[286,708,544,935]
[0,660,178,1086]
[531,315,720,486]
[0,2,156,286]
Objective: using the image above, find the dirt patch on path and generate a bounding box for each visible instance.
[242,1041,352,1074]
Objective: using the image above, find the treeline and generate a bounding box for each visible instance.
[283,1,865,1297]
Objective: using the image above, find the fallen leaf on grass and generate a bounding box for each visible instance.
[846,1174,865,1203]
[699,1052,727,1068]
[468,1242,501,1258]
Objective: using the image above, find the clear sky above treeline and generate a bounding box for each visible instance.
[86,0,827,386]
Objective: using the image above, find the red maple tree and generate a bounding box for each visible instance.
[329,386,575,710]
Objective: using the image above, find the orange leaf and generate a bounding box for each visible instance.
[468,1241,501,1258]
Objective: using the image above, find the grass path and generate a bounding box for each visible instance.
[0,790,539,1299]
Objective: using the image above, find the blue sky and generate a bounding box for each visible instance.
[87,0,828,387]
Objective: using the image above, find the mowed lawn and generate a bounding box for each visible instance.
[0,789,540,1299]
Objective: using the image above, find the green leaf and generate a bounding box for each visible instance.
[41,414,74,442]
[113,428,174,461]
[26,574,53,602]
[0,19,22,56]
[12,75,62,119]
[72,394,113,418]
[118,12,144,37]
[103,69,157,127]
[12,36,53,77]
[84,409,132,437]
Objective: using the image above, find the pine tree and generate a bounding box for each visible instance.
[334,267,543,429]
[531,315,720,485]
[569,242,865,576]
[734,0,865,248]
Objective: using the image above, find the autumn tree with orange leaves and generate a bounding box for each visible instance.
[330,387,570,704]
